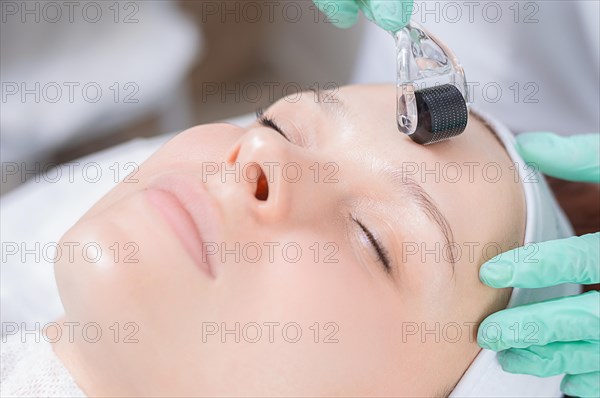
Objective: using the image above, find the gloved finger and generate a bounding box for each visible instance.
[477,291,600,351]
[313,0,360,29]
[561,372,600,398]
[358,0,413,32]
[480,233,600,288]
[497,341,600,377]
[516,132,600,183]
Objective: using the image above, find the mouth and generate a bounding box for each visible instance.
[145,174,222,278]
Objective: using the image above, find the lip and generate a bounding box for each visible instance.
[145,174,222,278]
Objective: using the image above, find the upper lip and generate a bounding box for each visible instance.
[146,173,223,277]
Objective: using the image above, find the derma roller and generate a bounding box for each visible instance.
[396,22,470,145]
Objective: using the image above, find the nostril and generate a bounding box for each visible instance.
[255,168,269,201]
[227,143,241,164]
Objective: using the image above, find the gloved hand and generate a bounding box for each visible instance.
[313,0,413,32]
[478,132,600,398]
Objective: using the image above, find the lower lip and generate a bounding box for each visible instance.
[145,180,217,278]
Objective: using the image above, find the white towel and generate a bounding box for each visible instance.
[1,334,84,397]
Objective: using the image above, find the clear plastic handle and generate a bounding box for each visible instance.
[396,22,470,143]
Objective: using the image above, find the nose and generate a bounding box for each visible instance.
[225,127,295,222]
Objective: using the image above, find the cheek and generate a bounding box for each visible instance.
[84,124,243,218]
[202,236,410,395]
[55,191,212,327]
[145,124,242,171]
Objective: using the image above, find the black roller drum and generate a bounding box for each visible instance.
[410,84,468,145]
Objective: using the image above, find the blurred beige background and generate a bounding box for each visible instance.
[1,0,364,194]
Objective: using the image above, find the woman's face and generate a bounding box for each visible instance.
[55,85,524,397]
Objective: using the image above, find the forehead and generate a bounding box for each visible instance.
[272,85,457,254]
[273,83,522,246]
[269,84,451,189]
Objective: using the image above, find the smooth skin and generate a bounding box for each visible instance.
[479,133,600,398]
[313,0,600,395]
[53,85,524,397]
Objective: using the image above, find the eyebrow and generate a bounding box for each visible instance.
[385,168,457,268]
[303,88,457,267]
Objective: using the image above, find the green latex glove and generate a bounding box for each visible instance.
[313,0,413,32]
[478,132,600,398]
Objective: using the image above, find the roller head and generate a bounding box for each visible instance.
[395,22,470,145]
[408,84,468,145]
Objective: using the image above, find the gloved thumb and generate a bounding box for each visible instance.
[358,0,413,32]
[516,132,600,183]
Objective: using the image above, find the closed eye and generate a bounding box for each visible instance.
[256,108,290,142]
[352,216,392,274]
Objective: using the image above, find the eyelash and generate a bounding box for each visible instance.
[352,216,392,274]
[255,108,290,142]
